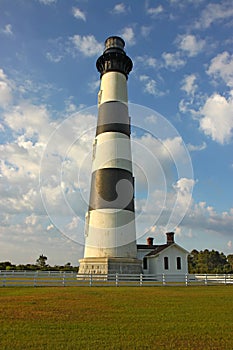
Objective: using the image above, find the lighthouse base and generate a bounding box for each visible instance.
[78,257,142,275]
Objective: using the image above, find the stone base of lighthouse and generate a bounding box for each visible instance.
[78,257,142,275]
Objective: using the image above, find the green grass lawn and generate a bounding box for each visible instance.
[0,286,232,350]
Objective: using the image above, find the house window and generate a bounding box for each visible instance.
[164,257,169,270]
[143,257,148,270]
[177,257,182,270]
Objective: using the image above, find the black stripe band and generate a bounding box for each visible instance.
[96,101,130,136]
[89,168,134,212]
[96,122,130,136]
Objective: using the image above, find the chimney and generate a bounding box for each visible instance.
[166,232,175,244]
[147,237,154,246]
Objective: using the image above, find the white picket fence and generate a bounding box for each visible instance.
[0,270,233,287]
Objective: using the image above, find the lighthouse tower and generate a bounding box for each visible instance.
[79,36,142,275]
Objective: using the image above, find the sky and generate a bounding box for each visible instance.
[0,0,233,265]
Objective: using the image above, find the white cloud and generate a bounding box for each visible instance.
[207,51,233,88]
[173,178,195,195]
[181,74,198,96]
[136,56,157,68]
[187,142,207,152]
[177,34,205,57]
[120,27,135,46]
[140,26,152,37]
[195,0,233,29]
[3,102,52,140]
[146,5,163,16]
[38,0,56,4]
[0,69,13,108]
[1,24,13,36]
[46,52,63,63]
[72,7,86,21]
[112,3,126,14]
[70,35,102,57]
[144,79,157,95]
[25,214,38,226]
[162,52,186,70]
[67,216,79,230]
[199,92,233,144]
[88,79,100,93]
[183,203,233,236]
[227,240,232,248]
[139,75,158,96]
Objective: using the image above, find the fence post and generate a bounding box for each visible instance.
[115,273,119,287]
[34,271,37,287]
[224,274,227,285]
[162,274,166,286]
[205,274,208,285]
[140,273,143,286]
[89,273,92,287]
[3,272,6,287]
[62,273,66,287]
[185,273,188,286]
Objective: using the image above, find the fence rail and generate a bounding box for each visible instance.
[0,271,233,287]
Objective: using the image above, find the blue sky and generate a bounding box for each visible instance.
[0,0,233,265]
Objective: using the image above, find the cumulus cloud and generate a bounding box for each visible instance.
[0,69,13,108]
[0,89,97,259]
[139,75,164,96]
[199,92,233,144]
[187,142,207,152]
[146,5,163,16]
[88,79,100,93]
[120,27,135,46]
[136,56,157,68]
[3,102,52,140]
[1,24,13,36]
[112,3,126,14]
[38,0,57,4]
[72,7,86,21]
[70,35,102,57]
[46,52,63,63]
[177,34,205,57]
[137,184,233,242]
[195,0,233,29]
[207,51,233,87]
[181,74,198,96]
[183,203,233,236]
[162,52,186,70]
[140,26,152,37]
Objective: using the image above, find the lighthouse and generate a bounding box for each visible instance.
[78,36,142,275]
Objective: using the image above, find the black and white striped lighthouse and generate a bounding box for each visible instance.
[79,36,142,275]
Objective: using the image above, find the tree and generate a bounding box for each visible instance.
[0,261,13,270]
[188,249,231,273]
[227,255,233,272]
[36,254,48,269]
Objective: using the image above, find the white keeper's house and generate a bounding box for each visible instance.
[137,232,189,275]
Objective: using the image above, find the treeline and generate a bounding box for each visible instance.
[0,255,79,272]
[188,249,233,274]
[1,251,233,274]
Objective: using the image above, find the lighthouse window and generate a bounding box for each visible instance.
[177,257,182,270]
[164,257,169,270]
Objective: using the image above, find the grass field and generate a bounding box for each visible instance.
[0,286,232,350]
